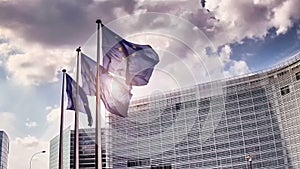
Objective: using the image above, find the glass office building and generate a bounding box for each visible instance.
[109,53,300,168]
[49,127,71,169]
[0,131,9,169]
[49,127,110,169]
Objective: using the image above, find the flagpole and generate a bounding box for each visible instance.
[95,19,102,169]
[74,47,81,169]
[58,69,66,169]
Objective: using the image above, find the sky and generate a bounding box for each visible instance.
[0,0,300,168]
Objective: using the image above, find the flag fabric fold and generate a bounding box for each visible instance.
[102,24,159,86]
[66,73,93,126]
[81,53,97,96]
[81,53,132,117]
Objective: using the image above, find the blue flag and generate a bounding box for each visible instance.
[81,53,97,96]
[81,53,132,117]
[102,25,159,86]
[66,73,93,126]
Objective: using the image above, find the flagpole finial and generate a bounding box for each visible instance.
[62,69,66,73]
[76,46,81,52]
[96,19,102,24]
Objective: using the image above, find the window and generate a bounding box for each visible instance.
[296,72,300,80]
[277,70,288,77]
[280,86,290,96]
[127,158,150,167]
[175,103,182,111]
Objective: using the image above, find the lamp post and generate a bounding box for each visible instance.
[246,154,253,169]
[30,150,46,169]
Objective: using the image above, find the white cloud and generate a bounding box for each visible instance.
[0,112,47,169]
[25,118,38,129]
[272,0,300,35]
[226,60,250,77]
[0,27,75,86]
[198,0,300,46]
[45,106,52,111]
[218,45,250,77]
[46,107,61,124]
[219,45,232,64]
[0,42,15,57]
[15,135,39,147]
[45,106,74,140]
[0,112,16,137]
[5,46,74,86]
[10,136,48,169]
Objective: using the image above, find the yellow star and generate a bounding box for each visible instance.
[131,53,137,57]
[132,45,136,49]
[118,47,123,52]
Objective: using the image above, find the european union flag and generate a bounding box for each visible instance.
[100,67,132,117]
[102,24,159,86]
[81,53,97,96]
[81,53,132,117]
[66,73,93,126]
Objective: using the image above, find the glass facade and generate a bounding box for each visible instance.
[49,127,110,169]
[0,131,9,169]
[49,127,71,169]
[109,53,300,168]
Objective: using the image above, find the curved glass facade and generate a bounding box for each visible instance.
[109,53,300,168]
[0,131,9,169]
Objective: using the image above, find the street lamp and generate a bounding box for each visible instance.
[246,154,253,169]
[30,150,46,169]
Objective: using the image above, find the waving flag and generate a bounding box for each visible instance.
[66,73,93,126]
[100,68,132,117]
[81,53,132,117]
[102,24,159,86]
[81,53,97,96]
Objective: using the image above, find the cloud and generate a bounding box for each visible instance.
[0,0,137,47]
[0,112,16,136]
[0,0,299,85]
[10,136,48,169]
[135,0,300,48]
[0,0,299,50]
[219,45,232,64]
[226,60,250,76]
[297,24,300,39]
[15,135,39,147]
[205,0,300,45]
[0,112,48,169]
[5,46,74,86]
[218,45,250,77]
[25,118,38,129]
[45,106,53,111]
[0,42,16,57]
[45,106,74,140]
[46,107,61,124]
[272,0,300,35]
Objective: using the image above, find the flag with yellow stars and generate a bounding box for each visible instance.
[81,53,132,117]
[102,24,159,86]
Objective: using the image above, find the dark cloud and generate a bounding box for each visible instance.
[0,0,137,47]
[1,0,299,51]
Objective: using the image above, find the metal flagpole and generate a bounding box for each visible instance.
[74,47,81,169]
[58,69,66,169]
[95,19,102,169]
